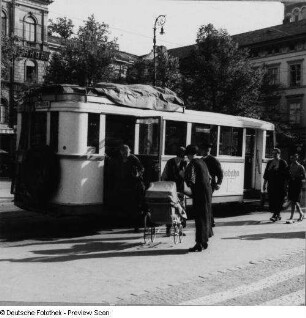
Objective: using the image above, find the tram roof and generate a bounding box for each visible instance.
[25,83,274,131]
[27,83,185,112]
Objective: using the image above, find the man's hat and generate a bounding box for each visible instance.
[202,142,213,148]
[185,145,199,156]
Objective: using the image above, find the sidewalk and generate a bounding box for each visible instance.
[0,201,305,305]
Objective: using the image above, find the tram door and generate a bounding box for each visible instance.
[104,115,136,207]
[135,117,162,188]
[244,128,256,190]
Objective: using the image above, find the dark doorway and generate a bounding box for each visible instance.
[104,115,136,208]
[105,115,136,157]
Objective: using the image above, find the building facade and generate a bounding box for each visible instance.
[0,0,53,177]
[168,2,306,160]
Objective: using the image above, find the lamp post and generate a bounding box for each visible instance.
[153,15,166,87]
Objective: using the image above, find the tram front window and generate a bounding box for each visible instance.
[30,112,47,147]
[138,118,159,155]
[19,113,29,151]
[87,113,100,154]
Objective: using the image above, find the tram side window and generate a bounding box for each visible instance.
[219,126,243,156]
[191,123,218,156]
[165,121,187,155]
[30,112,47,147]
[138,118,159,155]
[265,130,274,158]
[50,112,59,153]
[87,113,100,154]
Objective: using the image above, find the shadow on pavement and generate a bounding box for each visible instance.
[216,220,271,227]
[0,246,188,263]
[223,231,306,240]
[213,203,266,218]
[3,235,144,248]
[0,210,137,242]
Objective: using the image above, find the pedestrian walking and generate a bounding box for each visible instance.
[161,146,188,236]
[184,145,213,252]
[118,144,145,232]
[161,146,188,193]
[286,154,305,223]
[202,142,223,227]
[263,148,288,222]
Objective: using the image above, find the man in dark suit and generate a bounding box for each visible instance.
[184,145,213,252]
[202,143,223,227]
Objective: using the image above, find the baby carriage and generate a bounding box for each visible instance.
[143,181,187,244]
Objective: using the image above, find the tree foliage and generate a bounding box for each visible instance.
[45,15,118,86]
[126,47,182,92]
[1,35,19,80]
[48,17,74,40]
[181,24,264,118]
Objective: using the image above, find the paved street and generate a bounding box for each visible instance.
[0,201,305,306]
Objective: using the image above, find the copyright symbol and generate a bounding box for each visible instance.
[0,310,5,315]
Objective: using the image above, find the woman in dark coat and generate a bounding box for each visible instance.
[287,153,305,222]
[184,145,213,252]
[263,148,288,222]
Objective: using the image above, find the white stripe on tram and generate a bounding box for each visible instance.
[260,290,305,306]
[180,265,305,305]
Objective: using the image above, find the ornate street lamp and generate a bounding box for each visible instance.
[153,15,166,86]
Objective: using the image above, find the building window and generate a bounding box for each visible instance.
[267,66,280,85]
[87,113,100,154]
[289,63,302,87]
[0,98,8,124]
[165,120,187,155]
[191,123,218,156]
[289,102,301,125]
[291,8,300,22]
[1,11,7,36]
[24,15,36,42]
[219,126,243,157]
[25,60,37,83]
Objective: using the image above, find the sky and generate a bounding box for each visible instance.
[48,0,285,56]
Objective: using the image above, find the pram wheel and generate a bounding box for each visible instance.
[172,223,183,244]
[143,213,149,243]
[143,213,155,243]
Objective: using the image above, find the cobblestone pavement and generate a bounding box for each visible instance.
[0,202,305,305]
[116,251,305,305]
